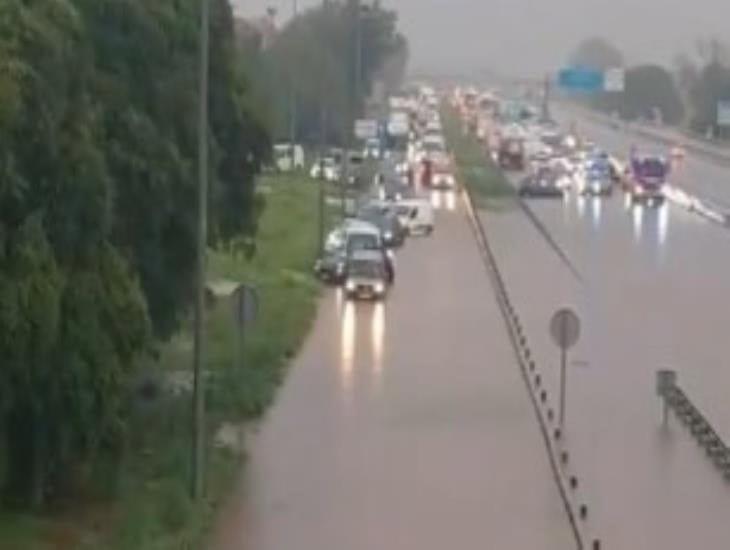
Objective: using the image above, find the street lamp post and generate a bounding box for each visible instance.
[191,0,210,501]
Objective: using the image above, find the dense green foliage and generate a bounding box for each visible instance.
[263,0,409,144]
[0,0,268,508]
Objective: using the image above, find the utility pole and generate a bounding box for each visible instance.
[341,0,363,217]
[289,0,299,155]
[191,0,210,501]
[319,104,327,255]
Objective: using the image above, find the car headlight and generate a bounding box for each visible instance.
[635,186,644,195]
[345,280,356,292]
[384,231,393,241]
[374,282,385,294]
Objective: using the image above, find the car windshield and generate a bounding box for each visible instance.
[347,232,379,252]
[348,259,383,279]
[635,158,666,178]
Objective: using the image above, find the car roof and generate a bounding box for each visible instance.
[344,219,380,235]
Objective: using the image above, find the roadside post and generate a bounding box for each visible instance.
[656,369,677,427]
[549,308,581,428]
[233,285,259,373]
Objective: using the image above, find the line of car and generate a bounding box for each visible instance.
[313,88,447,302]
[452,88,672,206]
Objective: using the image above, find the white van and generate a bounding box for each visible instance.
[394,198,434,236]
[274,143,305,172]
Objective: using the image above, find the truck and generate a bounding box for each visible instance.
[625,155,669,204]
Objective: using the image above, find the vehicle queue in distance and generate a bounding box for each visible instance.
[312,85,454,302]
[450,87,673,206]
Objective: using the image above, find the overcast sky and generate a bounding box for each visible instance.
[232,0,729,76]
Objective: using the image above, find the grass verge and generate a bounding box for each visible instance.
[441,106,515,209]
[1,172,329,550]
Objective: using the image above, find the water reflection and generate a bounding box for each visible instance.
[430,190,457,211]
[445,190,456,211]
[371,303,386,384]
[590,197,602,229]
[631,203,670,250]
[340,301,356,394]
[576,195,586,219]
[632,204,644,243]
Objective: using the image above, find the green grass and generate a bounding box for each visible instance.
[441,107,516,210]
[1,173,330,550]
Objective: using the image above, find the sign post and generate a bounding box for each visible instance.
[550,308,581,428]
[717,100,730,127]
[656,369,677,426]
[603,68,625,93]
[232,285,259,372]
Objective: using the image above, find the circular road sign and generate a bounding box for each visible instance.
[550,308,580,350]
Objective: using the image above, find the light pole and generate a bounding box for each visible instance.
[341,0,367,217]
[191,0,210,501]
[289,0,299,155]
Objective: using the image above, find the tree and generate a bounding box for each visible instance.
[0,0,270,506]
[689,62,730,136]
[0,0,151,506]
[617,65,684,125]
[261,0,409,144]
[570,37,624,70]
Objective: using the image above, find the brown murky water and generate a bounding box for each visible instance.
[484,147,730,548]
[211,192,574,550]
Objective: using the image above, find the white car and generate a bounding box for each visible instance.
[273,143,305,172]
[394,198,435,235]
[310,157,340,182]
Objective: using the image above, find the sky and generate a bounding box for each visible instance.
[232,0,730,77]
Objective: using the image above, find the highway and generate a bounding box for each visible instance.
[482,139,730,547]
[212,190,576,549]
[555,105,730,209]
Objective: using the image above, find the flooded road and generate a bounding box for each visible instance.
[483,188,730,548]
[555,105,730,208]
[212,192,575,550]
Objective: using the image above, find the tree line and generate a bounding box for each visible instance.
[258,0,409,145]
[0,0,408,511]
[569,36,730,136]
[0,0,269,508]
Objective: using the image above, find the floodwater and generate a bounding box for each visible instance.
[483,135,730,547]
[211,192,574,549]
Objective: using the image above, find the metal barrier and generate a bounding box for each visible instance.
[460,180,599,550]
[657,370,730,479]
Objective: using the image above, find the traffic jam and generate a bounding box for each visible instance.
[451,87,681,209]
[313,86,456,301]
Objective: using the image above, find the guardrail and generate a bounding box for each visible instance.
[657,370,730,479]
[460,180,601,550]
[562,103,730,165]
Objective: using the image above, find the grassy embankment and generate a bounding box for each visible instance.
[0,172,330,550]
[441,107,514,209]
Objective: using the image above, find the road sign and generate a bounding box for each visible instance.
[354,118,378,140]
[549,307,581,428]
[717,101,730,126]
[233,284,259,327]
[557,67,604,93]
[604,68,625,92]
[550,308,580,350]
